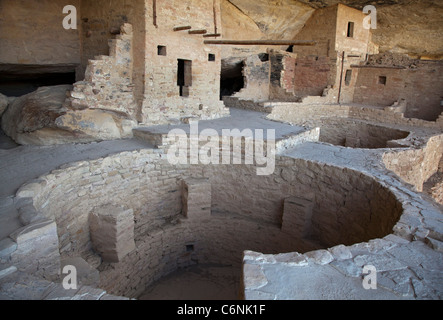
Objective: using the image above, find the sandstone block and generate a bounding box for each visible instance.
[10,219,60,278]
[89,204,135,263]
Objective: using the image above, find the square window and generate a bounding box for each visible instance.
[157,45,167,56]
[379,76,387,85]
[208,53,216,62]
[186,244,194,252]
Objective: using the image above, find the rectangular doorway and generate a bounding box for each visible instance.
[178,59,192,97]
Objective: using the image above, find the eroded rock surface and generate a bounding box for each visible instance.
[1,85,135,145]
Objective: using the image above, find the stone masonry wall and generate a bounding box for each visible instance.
[288,4,372,104]
[142,31,228,124]
[269,50,300,101]
[353,61,443,121]
[233,55,270,102]
[200,158,403,248]
[78,0,146,107]
[66,23,138,119]
[267,103,443,129]
[291,56,332,98]
[141,0,229,125]
[383,134,443,192]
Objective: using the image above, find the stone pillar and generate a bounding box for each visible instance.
[182,178,212,219]
[89,204,135,263]
[281,196,314,238]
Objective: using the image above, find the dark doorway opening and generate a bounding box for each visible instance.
[177,59,192,97]
[220,61,244,99]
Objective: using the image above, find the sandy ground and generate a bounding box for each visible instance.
[138,264,241,300]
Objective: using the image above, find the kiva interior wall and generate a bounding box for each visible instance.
[26,151,404,297]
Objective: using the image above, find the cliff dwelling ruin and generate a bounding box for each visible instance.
[0,0,442,302]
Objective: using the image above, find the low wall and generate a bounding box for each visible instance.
[383,135,443,192]
[267,103,443,129]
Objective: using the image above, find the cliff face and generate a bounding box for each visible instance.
[221,0,443,59]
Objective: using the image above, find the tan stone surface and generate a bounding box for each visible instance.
[0,0,81,65]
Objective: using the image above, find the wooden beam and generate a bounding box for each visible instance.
[203,33,221,38]
[204,40,316,46]
[213,0,218,35]
[153,0,157,28]
[173,26,192,32]
[189,29,207,35]
[351,64,406,69]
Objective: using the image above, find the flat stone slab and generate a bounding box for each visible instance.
[250,263,411,300]
[135,108,306,140]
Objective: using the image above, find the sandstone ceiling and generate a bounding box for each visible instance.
[221,0,443,58]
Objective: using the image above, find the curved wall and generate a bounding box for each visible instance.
[29,151,404,298]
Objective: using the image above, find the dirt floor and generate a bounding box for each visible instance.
[138,264,241,300]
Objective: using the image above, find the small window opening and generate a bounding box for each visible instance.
[347,22,354,38]
[186,244,194,252]
[378,76,387,85]
[258,53,269,62]
[345,70,352,86]
[157,45,167,56]
[208,54,216,62]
